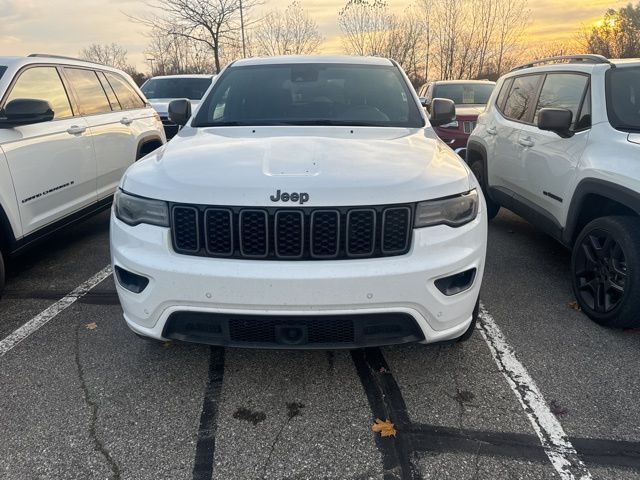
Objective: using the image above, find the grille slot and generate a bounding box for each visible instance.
[275,210,304,258]
[170,204,413,260]
[463,121,477,134]
[239,209,269,258]
[382,207,411,254]
[205,208,234,256]
[172,206,199,253]
[346,209,376,257]
[310,210,340,258]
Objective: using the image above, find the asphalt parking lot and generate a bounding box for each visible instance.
[1,208,639,480]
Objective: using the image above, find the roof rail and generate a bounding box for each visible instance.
[28,53,105,66]
[510,54,614,72]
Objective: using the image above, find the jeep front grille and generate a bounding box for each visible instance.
[170,204,413,260]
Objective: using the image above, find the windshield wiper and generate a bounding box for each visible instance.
[272,120,388,127]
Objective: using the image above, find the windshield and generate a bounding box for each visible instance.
[193,63,424,128]
[141,77,212,100]
[606,66,640,132]
[0,66,6,82]
[434,83,495,105]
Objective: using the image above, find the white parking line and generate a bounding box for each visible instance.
[0,265,112,358]
[477,303,592,480]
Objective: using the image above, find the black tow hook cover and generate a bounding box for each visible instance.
[275,325,308,345]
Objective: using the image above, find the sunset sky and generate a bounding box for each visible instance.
[0,0,628,71]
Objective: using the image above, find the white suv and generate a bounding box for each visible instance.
[467,54,640,328]
[0,54,166,293]
[140,74,215,139]
[110,56,487,349]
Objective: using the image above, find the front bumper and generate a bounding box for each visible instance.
[110,206,487,348]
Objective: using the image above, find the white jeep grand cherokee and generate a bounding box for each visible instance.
[0,54,165,294]
[110,56,487,349]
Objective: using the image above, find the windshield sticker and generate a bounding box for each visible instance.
[462,88,475,104]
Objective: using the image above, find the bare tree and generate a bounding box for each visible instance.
[492,0,529,77]
[526,40,582,63]
[145,28,215,76]
[338,0,394,56]
[386,6,425,84]
[130,0,260,73]
[416,0,528,81]
[254,1,322,56]
[578,2,640,59]
[338,0,424,85]
[80,43,131,70]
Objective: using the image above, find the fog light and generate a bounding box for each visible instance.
[435,268,476,296]
[114,266,149,294]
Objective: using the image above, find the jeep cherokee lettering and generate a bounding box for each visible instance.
[110,56,488,348]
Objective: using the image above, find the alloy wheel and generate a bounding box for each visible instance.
[574,229,627,314]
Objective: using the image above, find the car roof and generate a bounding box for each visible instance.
[231,55,394,67]
[433,80,496,85]
[0,55,128,75]
[148,74,214,80]
[610,58,640,67]
[504,56,640,78]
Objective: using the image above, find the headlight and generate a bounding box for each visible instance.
[114,189,169,227]
[415,190,478,228]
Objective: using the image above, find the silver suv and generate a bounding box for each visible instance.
[467,54,640,328]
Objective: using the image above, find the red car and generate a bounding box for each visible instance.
[418,80,495,156]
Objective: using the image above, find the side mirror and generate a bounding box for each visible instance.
[538,108,573,138]
[168,99,192,127]
[430,98,456,127]
[419,97,432,112]
[0,99,54,127]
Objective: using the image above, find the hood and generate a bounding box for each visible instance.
[122,126,471,207]
[455,105,485,117]
[148,99,201,117]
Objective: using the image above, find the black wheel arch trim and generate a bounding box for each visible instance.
[136,135,164,160]
[465,141,494,201]
[0,203,17,253]
[564,178,640,245]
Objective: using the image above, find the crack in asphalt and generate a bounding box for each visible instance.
[73,323,121,480]
[260,401,305,478]
[470,443,482,480]
[261,412,295,479]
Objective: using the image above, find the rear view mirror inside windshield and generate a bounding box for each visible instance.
[291,66,320,83]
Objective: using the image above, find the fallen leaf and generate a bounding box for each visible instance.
[163,341,172,348]
[372,418,397,438]
[84,322,98,330]
[568,301,581,311]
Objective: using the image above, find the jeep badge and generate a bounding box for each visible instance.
[270,190,309,204]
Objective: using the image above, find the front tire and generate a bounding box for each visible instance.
[571,216,640,328]
[468,158,500,220]
[456,298,479,343]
